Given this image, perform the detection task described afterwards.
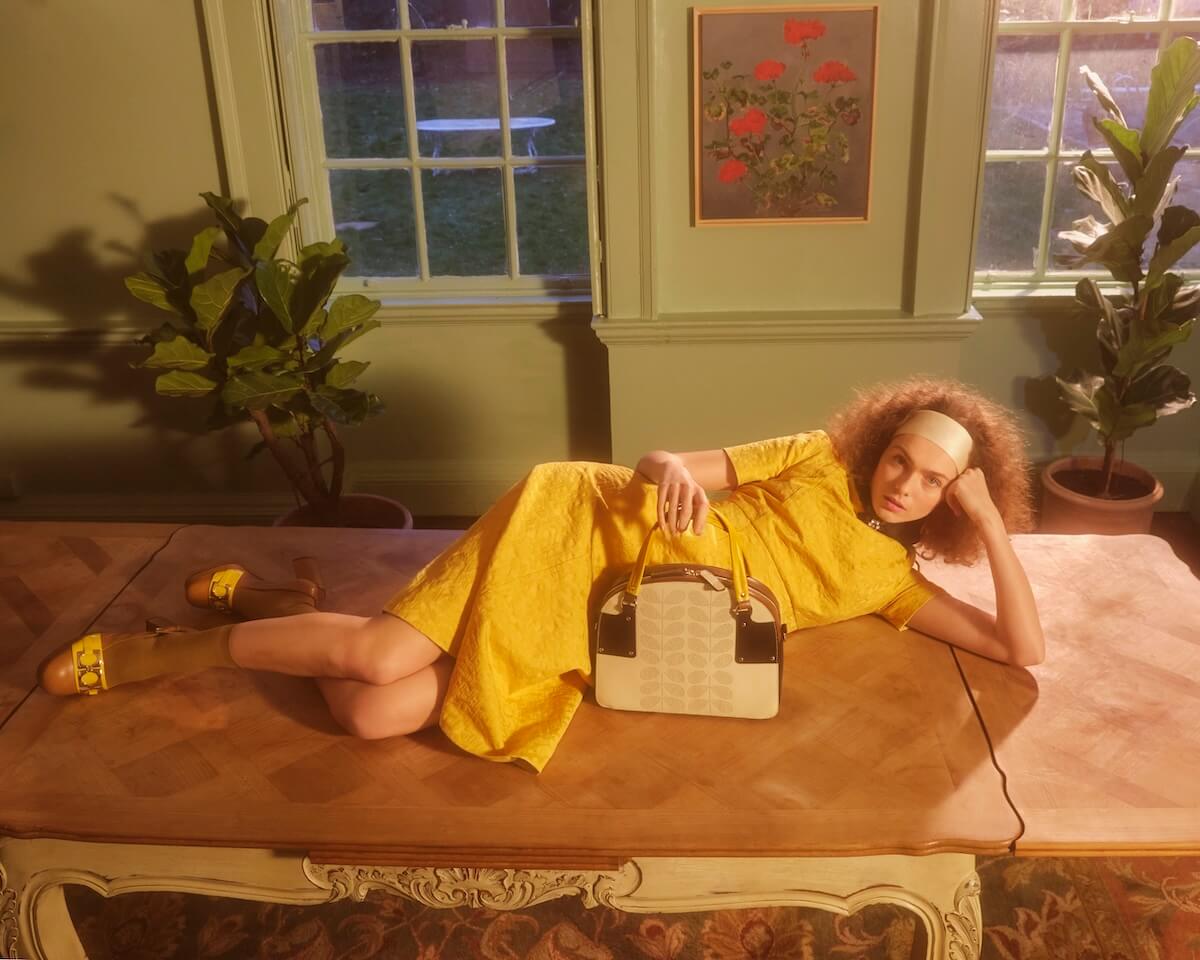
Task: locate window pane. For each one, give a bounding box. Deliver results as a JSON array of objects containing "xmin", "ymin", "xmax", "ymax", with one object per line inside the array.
[
  {"xmin": 1061, "ymin": 33, "xmax": 1157, "ymax": 151},
  {"xmin": 506, "ymin": 0, "xmax": 581, "ymax": 26},
  {"xmin": 408, "ymin": 0, "xmax": 494, "ymax": 29},
  {"xmin": 515, "ymin": 165, "xmax": 588, "ymax": 275},
  {"xmin": 1073, "ymin": 0, "xmax": 1159, "ymax": 18},
  {"xmin": 330, "ymin": 169, "xmax": 418, "ymax": 277},
  {"xmin": 507, "ymin": 38, "xmax": 584, "ymax": 156},
  {"xmin": 1174, "ymin": 0, "xmax": 1200, "ymax": 14},
  {"xmin": 422, "ymin": 169, "xmax": 507, "ymax": 275},
  {"xmin": 312, "ymin": 0, "xmax": 398, "ymax": 31},
  {"xmin": 1050, "ymin": 158, "xmax": 1122, "ymax": 271},
  {"xmin": 998, "ymin": 0, "xmax": 1062, "ymax": 19},
  {"xmin": 1166, "ymin": 157, "xmax": 1200, "ymax": 270},
  {"xmin": 413, "ymin": 41, "xmax": 501, "ymax": 158},
  {"xmin": 976, "ymin": 161, "xmax": 1047, "ymax": 272},
  {"xmin": 987, "ymin": 36, "xmax": 1059, "ymax": 150},
  {"xmin": 315, "ymin": 43, "xmax": 406, "ymax": 158}
]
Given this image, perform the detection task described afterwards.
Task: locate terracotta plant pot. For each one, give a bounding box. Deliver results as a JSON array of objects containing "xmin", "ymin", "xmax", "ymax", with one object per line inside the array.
[
  {"xmin": 274, "ymin": 493, "xmax": 414, "ymax": 530},
  {"xmin": 1039, "ymin": 456, "xmax": 1163, "ymax": 535}
]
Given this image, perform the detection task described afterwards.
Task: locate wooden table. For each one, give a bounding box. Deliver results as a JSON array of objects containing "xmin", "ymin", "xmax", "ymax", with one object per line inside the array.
[{"xmin": 0, "ymin": 522, "xmax": 1195, "ymax": 959}]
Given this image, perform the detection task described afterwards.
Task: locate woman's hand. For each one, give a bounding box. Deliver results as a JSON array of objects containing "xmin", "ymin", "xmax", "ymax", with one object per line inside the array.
[
  {"xmin": 654, "ymin": 455, "xmax": 710, "ymax": 538},
  {"xmin": 944, "ymin": 467, "xmax": 1002, "ymax": 528}
]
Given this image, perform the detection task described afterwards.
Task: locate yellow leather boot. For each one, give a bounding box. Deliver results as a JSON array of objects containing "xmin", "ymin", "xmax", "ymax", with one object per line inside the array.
[
  {"xmin": 37, "ymin": 621, "xmax": 237, "ymax": 697},
  {"xmin": 184, "ymin": 557, "xmax": 324, "ymax": 620}
]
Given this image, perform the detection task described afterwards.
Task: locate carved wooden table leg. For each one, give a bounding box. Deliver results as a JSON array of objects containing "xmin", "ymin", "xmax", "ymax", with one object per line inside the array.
[{"xmin": 0, "ymin": 838, "xmax": 331, "ymax": 960}]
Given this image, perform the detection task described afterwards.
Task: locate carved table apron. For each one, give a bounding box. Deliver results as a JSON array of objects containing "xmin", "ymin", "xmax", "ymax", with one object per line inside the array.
[{"xmin": 0, "ymin": 522, "xmax": 1033, "ymax": 960}]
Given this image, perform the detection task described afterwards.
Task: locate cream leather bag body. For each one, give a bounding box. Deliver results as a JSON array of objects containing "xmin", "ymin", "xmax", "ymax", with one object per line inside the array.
[{"xmin": 591, "ymin": 509, "xmax": 786, "ymax": 719}]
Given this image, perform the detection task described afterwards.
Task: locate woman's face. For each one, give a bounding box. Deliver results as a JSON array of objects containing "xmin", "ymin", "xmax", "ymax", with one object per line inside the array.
[{"xmin": 869, "ymin": 433, "xmax": 959, "ymax": 523}]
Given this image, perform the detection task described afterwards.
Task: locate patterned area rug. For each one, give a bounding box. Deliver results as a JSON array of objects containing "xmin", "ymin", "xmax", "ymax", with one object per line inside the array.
[{"xmin": 63, "ymin": 854, "xmax": 1200, "ymax": 959}]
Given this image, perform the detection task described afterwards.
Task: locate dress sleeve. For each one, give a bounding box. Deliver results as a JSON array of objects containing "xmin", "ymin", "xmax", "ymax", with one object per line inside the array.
[
  {"xmin": 723, "ymin": 430, "xmax": 832, "ymax": 486},
  {"xmin": 876, "ymin": 564, "xmax": 947, "ymax": 632}
]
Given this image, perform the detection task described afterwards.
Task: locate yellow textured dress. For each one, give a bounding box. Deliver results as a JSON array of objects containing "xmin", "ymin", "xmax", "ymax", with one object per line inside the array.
[{"xmin": 383, "ymin": 430, "xmax": 946, "ymax": 772}]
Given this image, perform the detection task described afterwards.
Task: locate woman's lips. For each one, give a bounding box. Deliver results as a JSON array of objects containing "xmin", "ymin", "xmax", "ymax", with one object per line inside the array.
[{"xmin": 882, "ymin": 496, "xmax": 904, "ymax": 512}]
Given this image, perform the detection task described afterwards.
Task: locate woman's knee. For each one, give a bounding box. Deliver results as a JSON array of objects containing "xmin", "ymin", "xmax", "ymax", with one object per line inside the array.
[
  {"xmin": 334, "ymin": 614, "xmax": 441, "ymax": 685},
  {"xmin": 328, "ymin": 692, "xmax": 412, "ymax": 740}
]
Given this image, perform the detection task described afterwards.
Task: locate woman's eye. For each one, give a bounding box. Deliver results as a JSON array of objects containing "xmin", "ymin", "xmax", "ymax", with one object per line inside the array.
[{"xmin": 927, "ymin": 476, "xmax": 941, "ymax": 488}]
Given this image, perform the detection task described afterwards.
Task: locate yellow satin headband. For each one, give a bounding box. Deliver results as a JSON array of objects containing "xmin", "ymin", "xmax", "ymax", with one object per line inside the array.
[{"xmin": 894, "ymin": 409, "xmax": 973, "ymax": 475}]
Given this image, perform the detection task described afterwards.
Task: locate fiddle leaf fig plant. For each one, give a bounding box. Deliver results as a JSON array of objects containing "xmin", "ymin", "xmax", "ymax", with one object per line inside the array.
[
  {"xmin": 125, "ymin": 192, "xmax": 384, "ymax": 520},
  {"xmin": 1054, "ymin": 36, "xmax": 1200, "ymax": 497}
]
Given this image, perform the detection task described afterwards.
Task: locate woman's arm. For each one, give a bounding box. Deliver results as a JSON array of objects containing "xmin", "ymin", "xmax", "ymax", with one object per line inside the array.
[
  {"xmin": 635, "ymin": 448, "xmax": 737, "ymax": 490},
  {"xmin": 635, "ymin": 448, "xmax": 737, "ymax": 539},
  {"xmin": 907, "ymin": 469, "xmax": 1046, "ymax": 667}
]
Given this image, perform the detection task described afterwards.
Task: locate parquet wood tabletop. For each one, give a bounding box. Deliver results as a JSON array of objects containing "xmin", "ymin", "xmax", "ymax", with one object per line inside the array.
[
  {"xmin": 920, "ymin": 534, "xmax": 1200, "ymax": 856},
  {"xmin": 0, "ymin": 522, "xmax": 1019, "ymax": 868}
]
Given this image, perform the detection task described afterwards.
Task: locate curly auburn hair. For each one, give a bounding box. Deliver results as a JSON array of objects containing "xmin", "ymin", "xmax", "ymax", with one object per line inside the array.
[{"xmin": 826, "ymin": 376, "xmax": 1035, "ymax": 565}]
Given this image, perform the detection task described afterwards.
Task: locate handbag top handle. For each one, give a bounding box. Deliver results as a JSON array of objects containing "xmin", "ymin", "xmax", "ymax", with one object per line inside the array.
[{"xmin": 624, "ymin": 506, "xmax": 751, "ymax": 609}]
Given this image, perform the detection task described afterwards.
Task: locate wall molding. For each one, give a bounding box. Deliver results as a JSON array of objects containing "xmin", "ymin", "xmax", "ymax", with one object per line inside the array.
[
  {"xmin": 0, "ymin": 299, "xmax": 596, "ymax": 347},
  {"xmin": 0, "ymin": 460, "xmax": 539, "ymax": 523},
  {"xmin": 592, "ymin": 308, "xmax": 983, "ymax": 345}
]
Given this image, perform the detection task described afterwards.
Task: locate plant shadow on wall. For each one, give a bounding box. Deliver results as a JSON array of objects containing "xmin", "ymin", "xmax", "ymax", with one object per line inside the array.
[
  {"xmin": 0, "ymin": 199, "xmax": 264, "ymax": 505},
  {"xmin": 0, "ymin": 195, "xmax": 455, "ymax": 519}
]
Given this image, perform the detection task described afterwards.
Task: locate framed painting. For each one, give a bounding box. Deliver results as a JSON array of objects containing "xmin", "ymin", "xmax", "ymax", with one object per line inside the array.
[{"xmin": 692, "ymin": 5, "xmax": 879, "ymax": 225}]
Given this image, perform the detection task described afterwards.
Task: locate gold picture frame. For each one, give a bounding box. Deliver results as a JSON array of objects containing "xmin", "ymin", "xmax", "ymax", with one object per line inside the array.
[{"xmin": 692, "ymin": 5, "xmax": 879, "ymax": 226}]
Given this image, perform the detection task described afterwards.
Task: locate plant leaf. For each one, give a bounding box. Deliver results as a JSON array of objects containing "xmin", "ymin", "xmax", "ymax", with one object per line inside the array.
[
  {"xmin": 1079, "ymin": 64, "xmax": 1127, "ymax": 127},
  {"xmin": 298, "ymin": 240, "xmax": 346, "ymax": 266},
  {"xmin": 255, "ymin": 260, "xmax": 296, "ymax": 333},
  {"xmin": 185, "ymin": 226, "xmax": 223, "ymax": 279},
  {"xmin": 155, "ymin": 370, "xmax": 219, "ymax": 398},
  {"xmin": 312, "ymin": 385, "xmax": 373, "ymax": 425},
  {"xmin": 325, "ymin": 359, "xmax": 369, "ymax": 388},
  {"xmin": 190, "ymin": 267, "xmax": 249, "ymax": 335},
  {"xmin": 1074, "ymin": 153, "xmax": 1129, "ymax": 223},
  {"xmin": 1114, "ymin": 318, "xmax": 1194, "ymax": 378},
  {"xmin": 1093, "ymin": 118, "xmax": 1143, "ymax": 182},
  {"xmin": 1131, "ymin": 145, "xmax": 1185, "ymax": 218},
  {"xmin": 221, "ymin": 370, "xmax": 305, "ymax": 411},
  {"xmin": 1147, "ymin": 224, "xmax": 1200, "ymax": 287},
  {"xmin": 322, "ymin": 294, "xmax": 381, "ymax": 340},
  {"xmin": 1065, "ymin": 214, "xmax": 1152, "ymax": 283},
  {"xmin": 1124, "ymin": 363, "xmax": 1196, "ymax": 418},
  {"xmin": 1142, "ymin": 36, "xmax": 1200, "ymax": 158},
  {"xmin": 227, "ymin": 344, "xmax": 289, "ymax": 371},
  {"xmin": 125, "ymin": 273, "xmax": 179, "ymax": 314},
  {"xmin": 138, "ymin": 337, "xmax": 214, "ymax": 371},
  {"xmin": 252, "ymin": 198, "xmax": 309, "ymax": 261},
  {"xmin": 1157, "ymin": 204, "xmax": 1200, "ymax": 247},
  {"xmin": 290, "ymin": 252, "xmax": 350, "ymax": 335}
]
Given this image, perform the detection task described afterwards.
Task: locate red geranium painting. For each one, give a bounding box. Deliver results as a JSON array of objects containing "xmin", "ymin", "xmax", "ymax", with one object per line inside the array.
[{"xmin": 693, "ymin": 6, "xmax": 877, "ymax": 224}]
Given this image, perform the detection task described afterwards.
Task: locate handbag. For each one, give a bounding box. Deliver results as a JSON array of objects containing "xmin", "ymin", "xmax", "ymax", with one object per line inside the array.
[{"xmin": 591, "ymin": 507, "xmax": 786, "ymax": 719}]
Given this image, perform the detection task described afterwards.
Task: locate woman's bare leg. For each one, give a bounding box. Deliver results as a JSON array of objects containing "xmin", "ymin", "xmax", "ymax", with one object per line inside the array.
[
  {"xmin": 227, "ymin": 611, "xmax": 443, "ymax": 685},
  {"xmin": 316, "ymin": 656, "xmax": 454, "ymax": 740}
]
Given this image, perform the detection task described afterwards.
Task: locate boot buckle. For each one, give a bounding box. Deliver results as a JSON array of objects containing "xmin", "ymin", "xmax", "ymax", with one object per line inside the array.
[
  {"xmin": 208, "ymin": 569, "xmax": 245, "ymax": 615},
  {"xmin": 72, "ymin": 633, "xmax": 106, "ymax": 695}
]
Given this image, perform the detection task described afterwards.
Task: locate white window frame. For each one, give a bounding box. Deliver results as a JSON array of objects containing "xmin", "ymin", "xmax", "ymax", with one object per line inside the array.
[
  {"xmin": 974, "ymin": 0, "xmax": 1200, "ymax": 299},
  {"xmin": 202, "ymin": 0, "xmax": 603, "ymax": 310}
]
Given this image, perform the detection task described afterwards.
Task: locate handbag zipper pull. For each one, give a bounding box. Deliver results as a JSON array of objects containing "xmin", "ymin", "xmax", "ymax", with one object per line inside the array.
[{"xmin": 698, "ymin": 569, "xmax": 726, "ymax": 591}]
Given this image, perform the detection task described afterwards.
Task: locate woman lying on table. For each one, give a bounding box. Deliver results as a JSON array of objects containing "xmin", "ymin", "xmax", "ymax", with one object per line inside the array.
[{"xmin": 39, "ymin": 376, "xmax": 1044, "ymax": 772}]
